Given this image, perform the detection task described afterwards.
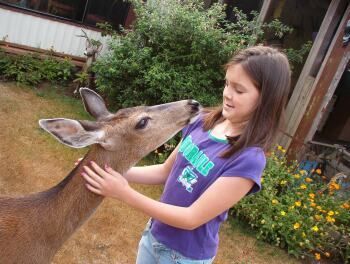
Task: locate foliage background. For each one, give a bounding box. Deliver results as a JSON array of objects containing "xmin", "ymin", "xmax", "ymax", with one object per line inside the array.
[
  {"xmin": 93, "ymin": 0, "xmax": 309, "ymax": 109},
  {"xmin": 0, "ymin": 50, "xmax": 74, "ymax": 85}
]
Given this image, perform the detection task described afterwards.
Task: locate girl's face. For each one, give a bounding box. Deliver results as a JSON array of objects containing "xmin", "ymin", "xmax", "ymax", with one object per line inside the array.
[{"xmin": 222, "ymin": 64, "xmax": 260, "ymax": 124}]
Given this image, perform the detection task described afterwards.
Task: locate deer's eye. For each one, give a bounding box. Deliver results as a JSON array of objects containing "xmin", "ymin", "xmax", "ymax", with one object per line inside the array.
[{"xmin": 135, "ymin": 117, "xmax": 151, "ymax": 130}]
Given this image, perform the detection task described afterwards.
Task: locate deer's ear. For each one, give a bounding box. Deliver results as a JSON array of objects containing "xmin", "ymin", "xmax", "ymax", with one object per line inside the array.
[
  {"xmin": 39, "ymin": 118, "xmax": 105, "ymax": 148},
  {"xmin": 79, "ymin": 87, "xmax": 112, "ymax": 120}
]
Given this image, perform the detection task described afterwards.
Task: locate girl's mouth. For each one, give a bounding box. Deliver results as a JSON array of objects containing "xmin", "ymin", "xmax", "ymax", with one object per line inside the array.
[{"xmin": 225, "ymin": 103, "xmax": 234, "ymax": 109}]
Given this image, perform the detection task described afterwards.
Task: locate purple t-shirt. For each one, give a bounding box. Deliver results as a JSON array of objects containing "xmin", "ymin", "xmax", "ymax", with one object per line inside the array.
[{"xmin": 151, "ymin": 115, "xmax": 266, "ymax": 260}]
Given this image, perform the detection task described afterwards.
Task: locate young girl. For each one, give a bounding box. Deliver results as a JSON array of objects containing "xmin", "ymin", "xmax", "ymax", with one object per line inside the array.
[{"xmin": 81, "ymin": 45, "xmax": 291, "ymax": 263}]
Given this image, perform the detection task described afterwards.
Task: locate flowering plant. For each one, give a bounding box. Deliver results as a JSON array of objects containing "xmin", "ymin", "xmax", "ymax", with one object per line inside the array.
[{"xmin": 231, "ymin": 146, "xmax": 350, "ymax": 263}]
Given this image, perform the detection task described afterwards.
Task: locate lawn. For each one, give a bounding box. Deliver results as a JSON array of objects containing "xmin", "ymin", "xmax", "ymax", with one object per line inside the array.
[{"xmin": 0, "ymin": 82, "xmax": 302, "ymax": 264}]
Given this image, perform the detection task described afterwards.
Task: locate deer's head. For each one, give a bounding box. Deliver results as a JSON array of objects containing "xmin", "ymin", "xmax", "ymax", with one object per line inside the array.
[{"xmin": 39, "ymin": 88, "xmax": 200, "ymax": 164}]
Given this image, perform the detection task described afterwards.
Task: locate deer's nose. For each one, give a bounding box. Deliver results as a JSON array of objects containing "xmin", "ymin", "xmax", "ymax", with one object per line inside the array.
[{"xmin": 188, "ymin": 100, "xmax": 201, "ymax": 112}]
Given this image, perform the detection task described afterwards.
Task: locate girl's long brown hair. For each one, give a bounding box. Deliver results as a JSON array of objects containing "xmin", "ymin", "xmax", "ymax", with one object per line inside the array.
[{"xmin": 203, "ymin": 46, "xmax": 291, "ymax": 158}]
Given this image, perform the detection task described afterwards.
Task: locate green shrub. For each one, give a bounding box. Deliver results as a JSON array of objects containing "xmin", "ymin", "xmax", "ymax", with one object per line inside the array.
[
  {"xmin": 0, "ymin": 49, "xmax": 74, "ymax": 85},
  {"xmin": 231, "ymin": 146, "xmax": 350, "ymax": 263},
  {"xmin": 93, "ymin": 0, "xmax": 297, "ymax": 109},
  {"xmin": 40, "ymin": 57, "xmax": 74, "ymax": 83},
  {"xmin": 148, "ymin": 137, "xmax": 178, "ymax": 164},
  {"xmin": 0, "ymin": 49, "xmax": 12, "ymax": 77}
]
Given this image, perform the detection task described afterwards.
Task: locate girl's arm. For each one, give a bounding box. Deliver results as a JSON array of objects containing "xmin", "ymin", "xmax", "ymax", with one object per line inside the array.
[
  {"xmin": 82, "ymin": 162, "xmax": 254, "ymax": 230},
  {"xmin": 123, "ymin": 176, "xmax": 253, "ymax": 230},
  {"xmin": 123, "ymin": 144, "xmax": 180, "ymax": 185}
]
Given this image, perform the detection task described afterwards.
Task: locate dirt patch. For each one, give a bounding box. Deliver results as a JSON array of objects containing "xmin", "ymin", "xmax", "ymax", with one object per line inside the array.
[{"xmin": 0, "ymin": 82, "xmax": 302, "ymax": 263}]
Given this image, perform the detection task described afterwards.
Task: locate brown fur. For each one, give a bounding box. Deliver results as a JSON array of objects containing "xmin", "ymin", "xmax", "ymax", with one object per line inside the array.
[{"xmin": 0, "ymin": 98, "xmax": 199, "ymax": 263}]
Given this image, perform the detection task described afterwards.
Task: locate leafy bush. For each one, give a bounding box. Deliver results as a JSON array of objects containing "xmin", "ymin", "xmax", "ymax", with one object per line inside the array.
[
  {"xmin": 40, "ymin": 57, "xmax": 74, "ymax": 83},
  {"xmin": 93, "ymin": 0, "xmax": 298, "ymax": 109},
  {"xmin": 284, "ymin": 41, "xmax": 313, "ymax": 70},
  {"xmin": 231, "ymin": 146, "xmax": 350, "ymax": 263},
  {"xmin": 0, "ymin": 49, "xmax": 74, "ymax": 85},
  {"xmin": 0, "ymin": 49, "xmax": 12, "ymax": 77},
  {"xmin": 148, "ymin": 137, "xmax": 178, "ymax": 164}
]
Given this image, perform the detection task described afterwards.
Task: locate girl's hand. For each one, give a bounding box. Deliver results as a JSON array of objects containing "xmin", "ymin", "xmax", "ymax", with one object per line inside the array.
[{"xmin": 81, "ymin": 161, "xmax": 130, "ymax": 200}]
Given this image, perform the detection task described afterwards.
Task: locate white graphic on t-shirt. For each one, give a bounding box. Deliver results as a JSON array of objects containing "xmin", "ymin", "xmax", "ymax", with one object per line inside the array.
[
  {"xmin": 179, "ymin": 135, "xmax": 215, "ymax": 176},
  {"xmin": 177, "ymin": 166, "xmax": 198, "ymax": 193}
]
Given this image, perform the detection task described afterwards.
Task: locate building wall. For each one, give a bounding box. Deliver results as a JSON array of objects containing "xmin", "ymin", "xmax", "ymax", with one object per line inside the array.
[{"xmin": 0, "ymin": 7, "xmax": 108, "ymax": 57}]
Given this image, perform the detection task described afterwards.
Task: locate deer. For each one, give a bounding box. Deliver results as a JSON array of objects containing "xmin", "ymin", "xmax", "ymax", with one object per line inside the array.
[
  {"xmin": 74, "ymin": 30, "xmax": 103, "ymax": 93},
  {"xmin": 0, "ymin": 87, "xmax": 200, "ymax": 263}
]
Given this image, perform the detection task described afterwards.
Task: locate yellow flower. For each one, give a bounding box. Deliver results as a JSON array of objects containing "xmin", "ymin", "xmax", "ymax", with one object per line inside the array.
[
  {"xmin": 315, "ymin": 169, "xmax": 322, "ymax": 175},
  {"xmin": 314, "ymin": 215, "xmax": 321, "ymax": 221},
  {"xmin": 315, "ymin": 253, "xmax": 321, "ymax": 260},
  {"xmin": 295, "ymin": 201, "xmax": 301, "ymax": 207},
  {"xmin": 305, "ymin": 177, "xmax": 313, "ymax": 183},
  {"xmin": 317, "ymin": 206, "xmax": 322, "ymax": 211},
  {"xmin": 300, "ymin": 184, "xmax": 307, "ymax": 190},
  {"xmin": 309, "ymin": 193, "xmax": 315, "ymax": 199},
  {"xmin": 277, "ymin": 145, "xmax": 284, "ymax": 151},
  {"xmin": 328, "ymin": 211, "xmax": 334, "ymax": 216},
  {"xmin": 294, "ymin": 174, "xmax": 301, "ymax": 179},
  {"xmin": 329, "ymin": 182, "xmax": 340, "ymax": 191},
  {"xmin": 312, "ymin": 226, "xmax": 319, "ymax": 232},
  {"xmin": 261, "ymin": 219, "xmax": 265, "ymax": 224},
  {"xmin": 326, "ymin": 216, "xmax": 335, "ymax": 223},
  {"xmin": 293, "ymin": 222, "xmax": 300, "ymax": 229},
  {"xmin": 280, "ymin": 211, "xmax": 286, "ymax": 216},
  {"xmin": 341, "ymin": 203, "xmax": 350, "ymax": 209},
  {"xmin": 311, "ymin": 203, "xmax": 316, "ymax": 207},
  {"xmin": 272, "ymin": 199, "xmax": 279, "ymax": 204},
  {"xmin": 280, "ymin": 180, "xmax": 287, "ymax": 185},
  {"xmin": 300, "ymin": 170, "xmax": 307, "ymax": 175},
  {"xmin": 325, "ymin": 252, "xmax": 330, "ymax": 257}
]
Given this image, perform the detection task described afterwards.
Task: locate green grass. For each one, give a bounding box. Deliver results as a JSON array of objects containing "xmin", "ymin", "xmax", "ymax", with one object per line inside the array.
[{"xmin": 34, "ymin": 84, "xmax": 91, "ymax": 119}]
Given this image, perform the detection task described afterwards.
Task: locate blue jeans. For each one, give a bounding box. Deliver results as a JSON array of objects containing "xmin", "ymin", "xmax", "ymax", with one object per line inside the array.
[{"xmin": 136, "ymin": 221, "xmax": 215, "ymax": 264}]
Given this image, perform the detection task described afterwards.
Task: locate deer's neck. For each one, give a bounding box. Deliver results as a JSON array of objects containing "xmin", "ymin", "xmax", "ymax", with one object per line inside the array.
[{"xmin": 41, "ymin": 145, "xmax": 136, "ymax": 251}]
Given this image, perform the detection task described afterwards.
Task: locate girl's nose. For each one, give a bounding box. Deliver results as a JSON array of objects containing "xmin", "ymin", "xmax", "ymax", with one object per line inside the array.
[{"xmin": 223, "ymin": 90, "xmax": 233, "ymax": 100}]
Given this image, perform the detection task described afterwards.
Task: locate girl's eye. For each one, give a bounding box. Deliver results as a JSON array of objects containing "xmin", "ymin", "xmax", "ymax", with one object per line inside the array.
[
  {"xmin": 135, "ymin": 117, "xmax": 151, "ymax": 130},
  {"xmin": 234, "ymin": 87, "xmax": 245, "ymax": 94}
]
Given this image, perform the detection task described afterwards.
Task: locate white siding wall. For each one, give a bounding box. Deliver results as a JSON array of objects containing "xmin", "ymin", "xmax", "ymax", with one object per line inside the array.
[{"xmin": 0, "ymin": 7, "xmax": 108, "ymax": 57}]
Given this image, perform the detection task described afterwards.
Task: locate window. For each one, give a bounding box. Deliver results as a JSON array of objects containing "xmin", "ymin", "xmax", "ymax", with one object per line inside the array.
[
  {"xmin": 224, "ymin": 0, "xmax": 263, "ymax": 21},
  {"xmin": 84, "ymin": 0, "xmax": 130, "ymax": 29},
  {"xmin": 0, "ymin": 0, "xmax": 131, "ymax": 29}
]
